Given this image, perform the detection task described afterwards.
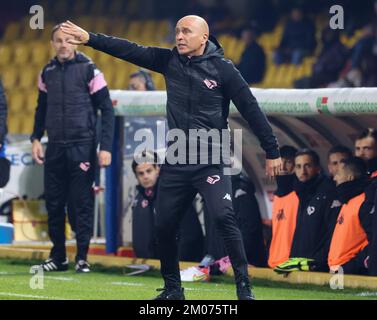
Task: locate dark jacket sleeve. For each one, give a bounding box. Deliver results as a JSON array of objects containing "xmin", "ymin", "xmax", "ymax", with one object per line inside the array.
[
  {"xmin": 30, "ymin": 70, "xmax": 47, "ymax": 142},
  {"xmin": 359, "ymin": 183, "xmax": 376, "ymax": 244},
  {"xmin": 0, "ymin": 80, "xmax": 7, "ymax": 145},
  {"xmin": 87, "ymin": 63, "xmax": 114, "ymax": 152},
  {"xmin": 86, "ymin": 33, "xmax": 172, "ymax": 74},
  {"xmin": 220, "ymin": 59, "xmax": 280, "ymax": 159}
]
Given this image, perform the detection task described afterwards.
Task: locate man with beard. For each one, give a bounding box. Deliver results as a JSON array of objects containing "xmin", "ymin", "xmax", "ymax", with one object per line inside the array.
[{"xmin": 354, "ymin": 129, "xmax": 377, "ymax": 276}]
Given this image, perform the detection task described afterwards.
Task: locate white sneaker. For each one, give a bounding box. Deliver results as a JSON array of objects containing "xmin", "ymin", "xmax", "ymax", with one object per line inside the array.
[
  {"xmin": 180, "ymin": 266, "xmax": 209, "ymax": 282},
  {"xmin": 75, "ymin": 260, "xmax": 90, "ymax": 273}
]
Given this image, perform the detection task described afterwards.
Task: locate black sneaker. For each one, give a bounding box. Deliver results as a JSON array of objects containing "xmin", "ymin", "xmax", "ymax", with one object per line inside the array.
[
  {"xmin": 236, "ymin": 280, "xmax": 256, "ymax": 300},
  {"xmin": 153, "ymin": 287, "xmax": 185, "ymax": 300},
  {"xmin": 41, "ymin": 258, "xmax": 69, "ymax": 272},
  {"xmin": 75, "ymin": 260, "xmax": 90, "ymax": 273}
]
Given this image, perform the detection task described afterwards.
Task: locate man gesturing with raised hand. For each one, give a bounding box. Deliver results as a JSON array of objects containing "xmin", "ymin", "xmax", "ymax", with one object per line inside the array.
[{"xmin": 61, "ymin": 16, "xmax": 281, "ymax": 300}]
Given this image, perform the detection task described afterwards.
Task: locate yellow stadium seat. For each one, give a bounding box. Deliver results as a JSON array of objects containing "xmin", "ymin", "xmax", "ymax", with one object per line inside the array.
[
  {"xmin": 7, "ymin": 115, "xmax": 21, "ymax": 134},
  {"xmin": 40, "ymin": 22, "xmax": 55, "ymax": 41},
  {"xmin": 8, "ymin": 90, "xmax": 25, "ymax": 114},
  {"xmin": 30, "ymin": 42, "xmax": 49, "ymax": 66},
  {"xmin": 19, "ymin": 66, "xmax": 38, "ymax": 90},
  {"xmin": 2, "ymin": 22, "xmax": 21, "ymax": 42},
  {"xmin": 20, "ymin": 17, "xmax": 41, "ymax": 41},
  {"xmin": 109, "ymin": 20, "xmax": 127, "ymax": 37},
  {"xmin": 20, "ymin": 117, "xmax": 34, "ymax": 135},
  {"xmin": 13, "ymin": 42, "xmax": 31, "ymax": 66},
  {"xmin": 156, "ymin": 20, "xmax": 170, "ymax": 38},
  {"xmin": 0, "ymin": 45, "xmax": 12, "ymax": 67},
  {"xmin": 2, "ymin": 66, "xmax": 19, "ymax": 90},
  {"xmin": 25, "ymin": 90, "xmax": 39, "ymax": 113}
]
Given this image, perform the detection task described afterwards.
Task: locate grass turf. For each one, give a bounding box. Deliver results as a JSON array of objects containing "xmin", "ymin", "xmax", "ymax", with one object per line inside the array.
[{"xmin": 0, "ymin": 259, "xmax": 376, "ymax": 300}]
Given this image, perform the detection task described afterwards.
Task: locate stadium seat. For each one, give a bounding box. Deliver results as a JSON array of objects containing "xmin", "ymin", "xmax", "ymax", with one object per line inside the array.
[
  {"xmin": 19, "ymin": 66, "xmax": 38, "ymax": 90},
  {"xmin": 2, "ymin": 22, "xmax": 21, "ymax": 42},
  {"xmin": 7, "ymin": 115, "xmax": 21, "ymax": 134},
  {"xmin": 13, "ymin": 42, "xmax": 30, "ymax": 66},
  {"xmin": 20, "ymin": 117, "xmax": 34, "ymax": 135},
  {"xmin": 25, "ymin": 90, "xmax": 38, "ymax": 113},
  {"xmin": 0, "ymin": 45, "xmax": 12, "ymax": 68},
  {"xmin": 8, "ymin": 90, "xmax": 25, "ymax": 114},
  {"xmin": 2, "ymin": 66, "xmax": 19, "ymax": 90},
  {"xmin": 30, "ymin": 42, "xmax": 50, "ymax": 66}
]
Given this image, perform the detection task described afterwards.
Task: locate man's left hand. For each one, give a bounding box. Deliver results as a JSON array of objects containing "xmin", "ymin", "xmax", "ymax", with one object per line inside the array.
[
  {"xmin": 266, "ymin": 157, "xmax": 282, "ymax": 177},
  {"xmin": 98, "ymin": 150, "xmax": 112, "ymax": 167}
]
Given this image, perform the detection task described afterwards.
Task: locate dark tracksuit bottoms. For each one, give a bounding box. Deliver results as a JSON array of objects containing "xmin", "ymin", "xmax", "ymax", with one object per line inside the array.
[
  {"xmin": 155, "ymin": 163, "xmax": 249, "ymax": 288},
  {"xmin": 45, "ymin": 143, "xmax": 96, "ymax": 262}
]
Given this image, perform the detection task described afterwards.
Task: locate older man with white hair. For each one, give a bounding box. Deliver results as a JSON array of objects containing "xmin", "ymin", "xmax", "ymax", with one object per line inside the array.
[{"xmin": 61, "ymin": 15, "xmax": 281, "ymax": 300}]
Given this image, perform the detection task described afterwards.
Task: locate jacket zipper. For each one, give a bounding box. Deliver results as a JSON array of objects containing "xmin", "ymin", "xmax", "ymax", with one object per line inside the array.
[
  {"xmin": 186, "ymin": 60, "xmax": 192, "ymax": 132},
  {"xmin": 61, "ymin": 63, "xmax": 66, "ymax": 144}
]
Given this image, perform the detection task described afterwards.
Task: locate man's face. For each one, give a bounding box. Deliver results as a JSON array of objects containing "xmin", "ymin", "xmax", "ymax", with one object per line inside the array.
[
  {"xmin": 175, "ymin": 17, "xmax": 208, "ymax": 57},
  {"xmin": 355, "ymin": 137, "xmax": 377, "ymax": 160},
  {"xmin": 135, "ymin": 163, "xmax": 159, "ymax": 189},
  {"xmin": 291, "ymin": 9, "xmax": 303, "ymax": 22},
  {"xmin": 328, "ymin": 152, "xmax": 349, "ymax": 177},
  {"xmin": 333, "ymin": 164, "xmax": 352, "ymax": 186},
  {"xmin": 51, "ymin": 29, "xmax": 77, "ymax": 62},
  {"xmin": 282, "ymin": 157, "xmax": 295, "ymax": 174},
  {"xmin": 128, "ymin": 76, "xmax": 147, "ymax": 91},
  {"xmin": 295, "ymin": 154, "xmax": 320, "ymax": 182}
]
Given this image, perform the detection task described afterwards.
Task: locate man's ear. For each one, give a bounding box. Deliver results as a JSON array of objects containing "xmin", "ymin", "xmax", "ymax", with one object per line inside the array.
[{"xmin": 202, "ymin": 33, "xmax": 209, "ymax": 45}]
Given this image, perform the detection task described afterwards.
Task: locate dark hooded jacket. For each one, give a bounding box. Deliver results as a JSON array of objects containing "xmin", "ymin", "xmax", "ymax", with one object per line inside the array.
[{"xmin": 86, "ymin": 33, "xmax": 279, "ymax": 161}]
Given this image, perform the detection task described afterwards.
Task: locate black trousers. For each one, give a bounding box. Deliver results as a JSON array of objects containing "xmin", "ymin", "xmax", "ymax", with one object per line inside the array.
[
  {"xmin": 44, "ymin": 143, "xmax": 95, "ymax": 262},
  {"xmin": 155, "ymin": 163, "xmax": 249, "ymax": 288}
]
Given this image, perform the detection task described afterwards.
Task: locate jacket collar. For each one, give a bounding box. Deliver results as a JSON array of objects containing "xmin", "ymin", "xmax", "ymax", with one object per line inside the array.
[{"xmin": 336, "ymin": 177, "xmax": 368, "ymax": 204}]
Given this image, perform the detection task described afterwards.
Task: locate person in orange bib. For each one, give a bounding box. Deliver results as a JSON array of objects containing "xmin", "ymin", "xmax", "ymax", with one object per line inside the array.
[
  {"xmin": 354, "ymin": 129, "xmax": 377, "ymax": 275},
  {"xmin": 328, "ymin": 157, "xmax": 373, "ymax": 275},
  {"xmin": 268, "ymin": 145, "xmax": 298, "ymax": 268}
]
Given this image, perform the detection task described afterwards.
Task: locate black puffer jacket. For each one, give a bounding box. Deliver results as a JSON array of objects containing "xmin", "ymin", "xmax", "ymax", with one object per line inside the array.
[
  {"xmin": 31, "ymin": 52, "xmax": 114, "ymax": 151},
  {"xmin": 86, "ymin": 33, "xmax": 280, "ymax": 159}
]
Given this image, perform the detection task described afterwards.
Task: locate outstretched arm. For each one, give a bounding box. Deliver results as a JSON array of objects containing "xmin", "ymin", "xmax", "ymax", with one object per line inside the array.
[
  {"xmin": 61, "ymin": 21, "xmax": 172, "ymax": 74},
  {"xmin": 220, "ymin": 59, "xmax": 281, "ymax": 177}
]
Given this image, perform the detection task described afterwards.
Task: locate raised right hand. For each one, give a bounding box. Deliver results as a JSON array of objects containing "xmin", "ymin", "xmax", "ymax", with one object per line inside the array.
[{"xmin": 60, "ymin": 20, "xmax": 90, "ymax": 45}]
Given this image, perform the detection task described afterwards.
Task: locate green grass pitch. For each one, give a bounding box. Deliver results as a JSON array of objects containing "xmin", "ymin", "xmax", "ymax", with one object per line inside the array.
[{"xmin": 0, "ymin": 259, "xmax": 376, "ymax": 300}]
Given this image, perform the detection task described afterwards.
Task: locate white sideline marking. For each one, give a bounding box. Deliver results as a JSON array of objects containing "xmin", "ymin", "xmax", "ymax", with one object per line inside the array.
[
  {"xmin": 44, "ymin": 276, "xmax": 75, "ymax": 282},
  {"xmin": 0, "ymin": 292, "xmax": 74, "ymax": 300},
  {"xmin": 185, "ymin": 287, "xmax": 232, "ymax": 292},
  {"xmin": 0, "ymin": 272, "xmax": 17, "ymax": 275},
  {"xmin": 355, "ymin": 292, "xmax": 377, "ymax": 297},
  {"xmin": 110, "ymin": 282, "xmax": 144, "ymax": 287}
]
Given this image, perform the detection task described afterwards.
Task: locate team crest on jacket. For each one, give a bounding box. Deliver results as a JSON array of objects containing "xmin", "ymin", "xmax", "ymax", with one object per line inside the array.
[
  {"xmin": 79, "ymin": 162, "xmax": 91, "ymax": 172},
  {"xmin": 206, "ymin": 175, "xmax": 220, "ymax": 184},
  {"xmin": 203, "ymin": 79, "xmax": 218, "ymax": 89},
  {"xmin": 276, "ymin": 209, "xmax": 285, "ymax": 221},
  {"xmin": 307, "ymin": 206, "xmax": 316, "ymax": 215},
  {"xmin": 141, "ymin": 199, "xmax": 149, "ymax": 208},
  {"xmin": 337, "ymin": 214, "xmax": 344, "ymax": 225}
]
